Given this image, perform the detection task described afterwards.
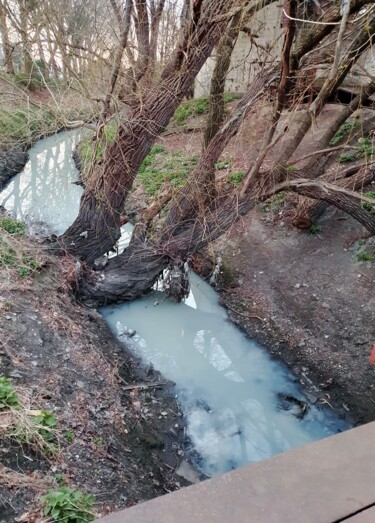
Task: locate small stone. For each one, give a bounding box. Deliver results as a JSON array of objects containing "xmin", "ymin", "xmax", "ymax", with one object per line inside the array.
[
  {"xmin": 294, "ymin": 283, "xmax": 301, "ymax": 289},
  {"xmin": 9, "ymin": 370, "xmax": 23, "ymax": 378},
  {"xmin": 160, "ymin": 411, "xmax": 168, "ymax": 416},
  {"xmin": 305, "ymin": 393, "xmax": 318, "ymax": 404},
  {"xmin": 76, "ymin": 381, "xmax": 85, "ymax": 389},
  {"xmin": 31, "ymin": 361, "xmax": 38, "ymax": 367}
]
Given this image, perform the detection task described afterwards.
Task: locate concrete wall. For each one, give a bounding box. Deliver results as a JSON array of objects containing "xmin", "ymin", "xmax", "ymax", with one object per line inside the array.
[
  {"xmin": 195, "ymin": 1, "xmax": 283, "ymax": 98},
  {"xmin": 195, "ymin": 2, "xmax": 375, "ymax": 98}
]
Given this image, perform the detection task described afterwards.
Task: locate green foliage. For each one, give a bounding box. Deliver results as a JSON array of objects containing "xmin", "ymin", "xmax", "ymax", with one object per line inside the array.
[
  {"xmin": 229, "ymin": 171, "xmax": 245, "ymax": 187},
  {"xmin": 330, "ymin": 120, "xmax": 360, "ymax": 146},
  {"xmin": 65, "ymin": 431, "xmax": 74, "ymax": 443},
  {"xmin": 35, "ymin": 410, "xmax": 58, "ymax": 443},
  {"xmin": 0, "ymin": 240, "xmax": 17, "ymax": 267},
  {"xmin": 215, "ymin": 158, "xmax": 232, "ymax": 170},
  {"xmin": 286, "ymin": 165, "xmax": 297, "ymax": 171},
  {"xmin": 361, "ymin": 191, "xmax": 375, "ymax": 215},
  {"xmin": 149, "ymin": 144, "xmax": 166, "ymax": 155},
  {"xmin": 338, "ymin": 136, "xmax": 373, "ymax": 163},
  {"xmin": 139, "ymin": 147, "xmax": 197, "ymax": 196},
  {"xmin": 0, "ymin": 377, "xmax": 20, "ymax": 410},
  {"xmin": 308, "ymin": 224, "xmax": 322, "ymax": 235},
  {"xmin": 173, "ymin": 93, "xmax": 238, "ymax": 124},
  {"xmin": 357, "ymin": 252, "xmax": 373, "ymax": 262},
  {"xmin": 0, "ymin": 107, "xmax": 56, "ymax": 144},
  {"xmin": 8, "ymin": 408, "xmax": 58, "ymax": 456},
  {"xmin": 261, "ymin": 191, "xmax": 286, "ymax": 213},
  {"xmin": 80, "ymin": 123, "xmax": 118, "ymax": 164},
  {"xmin": 41, "ymin": 487, "xmax": 95, "ymax": 523},
  {"xmin": 0, "ymin": 217, "xmax": 26, "ymax": 236},
  {"xmin": 174, "ymin": 97, "xmax": 209, "ymax": 123}
]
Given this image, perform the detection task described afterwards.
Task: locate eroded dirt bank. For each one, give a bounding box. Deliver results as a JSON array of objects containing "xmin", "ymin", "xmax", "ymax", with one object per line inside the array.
[
  {"xmin": 198, "ymin": 206, "xmax": 375, "ymax": 424},
  {"xmin": 0, "ymin": 238, "xmax": 189, "ymax": 522}
]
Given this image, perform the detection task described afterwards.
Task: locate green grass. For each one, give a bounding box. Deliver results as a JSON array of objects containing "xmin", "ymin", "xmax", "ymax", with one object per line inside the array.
[
  {"xmin": 229, "ymin": 171, "xmax": 245, "ymax": 187},
  {"xmin": 0, "ymin": 217, "xmax": 26, "ymax": 236},
  {"xmin": 215, "ymin": 158, "xmax": 233, "ymax": 171},
  {"xmin": 138, "ymin": 146, "xmax": 197, "ymax": 196},
  {"xmin": 0, "ymin": 107, "xmax": 57, "ymax": 145},
  {"xmin": 330, "ymin": 120, "xmax": 360, "ymax": 146},
  {"xmin": 8, "ymin": 408, "xmax": 59, "ymax": 457},
  {"xmin": 80, "ymin": 122, "xmax": 118, "ymax": 164},
  {"xmin": 41, "ymin": 487, "xmax": 95, "ymax": 523},
  {"xmin": 173, "ymin": 93, "xmax": 239, "ymax": 124},
  {"xmin": 357, "ymin": 252, "xmax": 373, "ymax": 262},
  {"xmin": 0, "ymin": 217, "xmax": 40, "ymax": 277}
]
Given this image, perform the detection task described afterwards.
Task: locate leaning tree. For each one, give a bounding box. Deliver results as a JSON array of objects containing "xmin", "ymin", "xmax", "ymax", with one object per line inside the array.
[{"xmin": 55, "ymin": 0, "xmax": 375, "ymax": 304}]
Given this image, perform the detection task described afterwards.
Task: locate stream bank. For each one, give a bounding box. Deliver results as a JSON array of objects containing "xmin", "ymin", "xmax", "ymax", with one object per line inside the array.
[
  {"xmin": 0, "ymin": 234, "xmax": 190, "ymax": 522},
  {"xmin": 195, "ymin": 206, "xmax": 375, "ymax": 425}
]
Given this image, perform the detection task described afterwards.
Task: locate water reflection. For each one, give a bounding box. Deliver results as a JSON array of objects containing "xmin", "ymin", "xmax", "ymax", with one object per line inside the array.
[
  {"xmin": 0, "ymin": 130, "xmax": 85, "ymax": 235},
  {"xmin": 102, "ymin": 272, "xmax": 348, "ymax": 476}
]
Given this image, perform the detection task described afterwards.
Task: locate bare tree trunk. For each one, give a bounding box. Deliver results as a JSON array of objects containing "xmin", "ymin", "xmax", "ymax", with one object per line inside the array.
[
  {"xmin": 203, "ymin": 4, "xmax": 245, "ymax": 147},
  {"xmin": 19, "ymin": 2, "xmax": 32, "ymax": 78},
  {"xmin": 0, "ymin": 4, "xmax": 13, "ymax": 74},
  {"xmin": 58, "ymin": 0, "xmax": 242, "ymax": 264},
  {"xmin": 103, "ymin": 0, "xmax": 133, "ymax": 115},
  {"xmin": 292, "ymin": 165, "xmax": 375, "ymax": 229}
]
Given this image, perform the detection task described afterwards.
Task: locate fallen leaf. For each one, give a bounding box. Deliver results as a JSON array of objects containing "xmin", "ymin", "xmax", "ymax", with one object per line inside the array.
[{"xmin": 369, "ymin": 344, "xmax": 375, "ymax": 366}]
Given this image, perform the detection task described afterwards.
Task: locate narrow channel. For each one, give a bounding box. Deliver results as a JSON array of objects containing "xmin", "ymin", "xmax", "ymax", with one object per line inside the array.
[{"xmin": 0, "ymin": 130, "xmax": 349, "ymax": 477}]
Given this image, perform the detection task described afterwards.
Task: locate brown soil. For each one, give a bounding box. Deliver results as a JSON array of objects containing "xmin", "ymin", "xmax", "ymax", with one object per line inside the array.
[
  {"xmin": 0, "ymin": 247, "xmax": 189, "ymax": 522},
  {"xmin": 211, "ymin": 206, "xmax": 375, "ymax": 424}
]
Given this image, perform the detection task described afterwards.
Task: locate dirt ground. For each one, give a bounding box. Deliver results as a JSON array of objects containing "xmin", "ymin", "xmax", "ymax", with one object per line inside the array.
[
  {"xmin": 0, "ymin": 249, "xmax": 190, "ymax": 522},
  {"xmin": 211, "ymin": 206, "xmax": 375, "ymax": 424}
]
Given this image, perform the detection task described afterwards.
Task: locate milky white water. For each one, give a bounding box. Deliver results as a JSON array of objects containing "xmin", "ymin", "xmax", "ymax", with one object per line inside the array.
[
  {"xmin": 0, "ymin": 131, "xmax": 85, "ymax": 234},
  {"xmin": 0, "ymin": 130, "xmax": 349, "ymax": 477},
  {"xmin": 102, "ymin": 269, "xmax": 348, "ymax": 476}
]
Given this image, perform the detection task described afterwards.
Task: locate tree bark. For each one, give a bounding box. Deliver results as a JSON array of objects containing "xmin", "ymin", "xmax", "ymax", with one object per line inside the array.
[
  {"xmin": 58, "ymin": 0, "xmax": 242, "ymax": 265},
  {"xmin": 292, "ymin": 165, "xmax": 375, "ymax": 229},
  {"xmin": 0, "ymin": 4, "xmax": 13, "ymax": 74}
]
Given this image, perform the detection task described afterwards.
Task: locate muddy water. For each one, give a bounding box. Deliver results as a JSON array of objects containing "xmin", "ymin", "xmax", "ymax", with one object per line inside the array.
[{"xmin": 0, "ymin": 131, "xmax": 349, "ymax": 477}]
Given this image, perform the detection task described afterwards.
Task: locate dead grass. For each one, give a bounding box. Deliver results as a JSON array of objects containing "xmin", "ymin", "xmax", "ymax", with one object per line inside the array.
[{"xmin": 0, "ymin": 464, "xmax": 53, "ymax": 490}]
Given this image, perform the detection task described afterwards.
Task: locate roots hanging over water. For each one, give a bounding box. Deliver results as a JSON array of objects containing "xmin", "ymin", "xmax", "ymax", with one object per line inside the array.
[{"xmin": 163, "ymin": 259, "xmax": 191, "ymax": 303}]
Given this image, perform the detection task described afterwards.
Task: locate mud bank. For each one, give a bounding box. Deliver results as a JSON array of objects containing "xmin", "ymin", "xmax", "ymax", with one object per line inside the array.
[
  {"xmin": 196, "ymin": 207, "xmax": 375, "ymax": 425},
  {"xmin": 0, "ymin": 244, "xmax": 190, "ymax": 522},
  {"xmin": 0, "ymin": 145, "xmax": 29, "ymax": 191}
]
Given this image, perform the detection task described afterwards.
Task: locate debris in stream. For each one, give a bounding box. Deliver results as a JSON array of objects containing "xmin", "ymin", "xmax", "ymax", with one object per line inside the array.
[{"xmin": 277, "ymin": 393, "xmax": 309, "ymax": 419}]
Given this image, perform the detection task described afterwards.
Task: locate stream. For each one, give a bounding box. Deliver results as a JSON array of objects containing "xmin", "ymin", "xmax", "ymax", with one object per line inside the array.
[{"xmin": 0, "ymin": 130, "xmax": 349, "ymax": 477}]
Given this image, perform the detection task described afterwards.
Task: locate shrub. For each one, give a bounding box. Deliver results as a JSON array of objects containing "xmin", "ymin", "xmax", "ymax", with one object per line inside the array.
[
  {"xmin": 0, "ymin": 377, "xmax": 20, "ymax": 410},
  {"xmin": 308, "ymin": 224, "xmax": 322, "ymax": 235},
  {"xmin": 361, "ymin": 191, "xmax": 375, "ymax": 215},
  {"xmin": 0, "ymin": 217, "xmax": 26, "ymax": 236},
  {"xmin": 229, "ymin": 171, "xmax": 245, "ymax": 187},
  {"xmin": 357, "ymin": 252, "xmax": 373, "ymax": 262}
]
